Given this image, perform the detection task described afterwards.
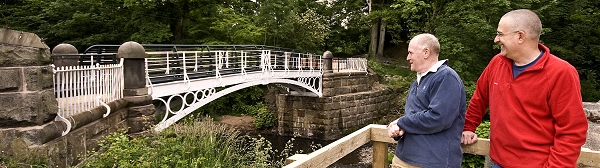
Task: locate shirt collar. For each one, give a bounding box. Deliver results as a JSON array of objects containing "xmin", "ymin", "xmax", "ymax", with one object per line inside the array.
[{"xmin": 416, "ymin": 59, "xmax": 447, "ymax": 85}]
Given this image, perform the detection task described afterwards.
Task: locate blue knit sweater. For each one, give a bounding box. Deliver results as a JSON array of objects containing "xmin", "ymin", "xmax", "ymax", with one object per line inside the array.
[{"xmin": 395, "ymin": 62, "xmax": 466, "ymax": 168}]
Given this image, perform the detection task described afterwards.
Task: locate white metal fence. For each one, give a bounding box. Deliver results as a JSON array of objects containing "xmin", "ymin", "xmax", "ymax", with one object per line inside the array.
[
  {"xmin": 332, "ymin": 58, "xmax": 368, "ymax": 73},
  {"xmin": 52, "ymin": 58, "xmax": 123, "ymax": 135}
]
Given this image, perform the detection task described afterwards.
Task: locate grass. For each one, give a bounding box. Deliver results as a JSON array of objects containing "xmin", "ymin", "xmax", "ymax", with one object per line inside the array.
[
  {"xmin": 368, "ymin": 58, "xmax": 415, "ymax": 90},
  {"xmin": 368, "ymin": 58, "xmax": 413, "ymax": 77},
  {"xmin": 80, "ymin": 118, "xmax": 252, "ymax": 168},
  {"xmin": 78, "ymin": 116, "xmax": 302, "ymax": 168}
]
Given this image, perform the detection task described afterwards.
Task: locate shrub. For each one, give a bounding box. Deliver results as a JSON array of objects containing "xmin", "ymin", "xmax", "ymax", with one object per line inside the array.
[
  {"xmin": 81, "ymin": 118, "xmax": 252, "ymax": 168},
  {"xmin": 251, "ymin": 103, "xmax": 276, "ymax": 129},
  {"xmin": 0, "ymin": 151, "xmax": 47, "ymax": 168},
  {"xmin": 79, "ymin": 117, "xmax": 300, "ymax": 168}
]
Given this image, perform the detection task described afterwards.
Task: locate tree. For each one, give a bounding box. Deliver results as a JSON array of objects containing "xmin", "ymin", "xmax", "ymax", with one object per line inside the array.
[
  {"xmin": 540, "ymin": 0, "xmax": 600, "ymax": 101},
  {"xmin": 208, "ymin": 5, "xmax": 264, "ymax": 44},
  {"xmin": 256, "ymin": 0, "xmax": 297, "ymax": 48},
  {"xmin": 291, "ymin": 9, "xmax": 330, "ymax": 51},
  {"xmin": 322, "ymin": 0, "xmax": 371, "ymax": 57}
]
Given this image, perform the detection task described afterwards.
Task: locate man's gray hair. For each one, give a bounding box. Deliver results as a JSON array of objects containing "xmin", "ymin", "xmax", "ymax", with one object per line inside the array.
[{"xmin": 412, "ymin": 33, "xmax": 440, "ymax": 55}]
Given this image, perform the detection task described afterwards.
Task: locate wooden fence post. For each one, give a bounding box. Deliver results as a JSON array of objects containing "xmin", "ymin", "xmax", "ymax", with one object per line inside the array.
[{"xmin": 373, "ymin": 141, "xmax": 388, "ymax": 168}]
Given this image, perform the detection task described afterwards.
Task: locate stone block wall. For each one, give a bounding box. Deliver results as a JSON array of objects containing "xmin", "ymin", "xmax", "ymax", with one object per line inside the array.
[
  {"xmin": 0, "ymin": 29, "xmax": 55, "ymax": 127},
  {"xmin": 0, "ymin": 83, "xmax": 154, "ymax": 168},
  {"xmin": 0, "ymin": 30, "xmax": 156, "ymax": 167},
  {"xmin": 321, "ymin": 72, "xmax": 372, "ymax": 97},
  {"xmin": 0, "ymin": 66, "xmax": 56, "ymax": 126},
  {"xmin": 277, "ymin": 71, "xmax": 401, "ymax": 140}
]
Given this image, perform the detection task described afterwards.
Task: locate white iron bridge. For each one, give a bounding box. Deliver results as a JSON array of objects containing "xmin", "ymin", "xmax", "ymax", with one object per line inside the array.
[{"xmin": 75, "ymin": 44, "xmax": 368, "ymax": 132}]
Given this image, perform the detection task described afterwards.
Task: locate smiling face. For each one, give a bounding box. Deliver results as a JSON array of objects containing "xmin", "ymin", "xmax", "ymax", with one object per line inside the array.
[
  {"xmin": 406, "ymin": 39, "xmax": 427, "ymax": 73},
  {"xmin": 494, "ymin": 17, "xmax": 521, "ymax": 60}
]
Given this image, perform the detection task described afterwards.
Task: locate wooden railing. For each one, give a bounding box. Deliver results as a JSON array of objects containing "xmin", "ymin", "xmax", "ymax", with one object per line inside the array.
[{"xmin": 284, "ymin": 124, "xmax": 600, "ymax": 168}]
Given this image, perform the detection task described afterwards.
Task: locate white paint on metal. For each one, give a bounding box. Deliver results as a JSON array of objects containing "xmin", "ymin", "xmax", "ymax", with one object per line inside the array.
[
  {"xmin": 154, "ymin": 78, "xmax": 321, "ymax": 132},
  {"xmin": 52, "ymin": 58, "xmax": 123, "ymax": 136}
]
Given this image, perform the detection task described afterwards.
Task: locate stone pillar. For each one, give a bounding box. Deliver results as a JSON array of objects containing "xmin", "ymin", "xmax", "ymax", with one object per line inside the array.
[
  {"xmin": 51, "ymin": 43, "xmax": 79, "ymax": 67},
  {"xmin": 321, "ymin": 51, "xmax": 334, "ymax": 97},
  {"xmin": 322, "ymin": 51, "xmax": 333, "ymax": 74},
  {"xmin": 117, "ymin": 41, "xmax": 155, "ymax": 134},
  {"xmin": 0, "ymin": 28, "xmax": 59, "ymax": 155}
]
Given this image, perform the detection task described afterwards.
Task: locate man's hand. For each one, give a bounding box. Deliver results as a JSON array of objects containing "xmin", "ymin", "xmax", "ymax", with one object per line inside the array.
[
  {"xmin": 461, "ymin": 131, "xmax": 478, "ymax": 144},
  {"xmin": 387, "ymin": 120, "xmax": 405, "ymax": 138}
]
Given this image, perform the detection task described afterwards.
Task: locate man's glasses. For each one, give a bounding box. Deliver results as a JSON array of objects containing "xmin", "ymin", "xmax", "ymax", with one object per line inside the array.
[{"xmin": 495, "ymin": 31, "xmax": 520, "ymax": 38}]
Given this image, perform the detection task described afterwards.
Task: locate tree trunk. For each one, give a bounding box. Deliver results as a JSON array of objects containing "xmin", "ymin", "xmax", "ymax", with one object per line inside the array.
[
  {"xmin": 377, "ymin": 21, "xmax": 386, "ymax": 57},
  {"xmin": 369, "ymin": 19, "xmax": 380, "ymax": 58},
  {"xmin": 168, "ymin": 1, "xmax": 189, "ymax": 44}
]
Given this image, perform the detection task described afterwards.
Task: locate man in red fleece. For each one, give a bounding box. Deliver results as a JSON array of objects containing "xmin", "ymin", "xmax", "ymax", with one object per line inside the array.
[{"xmin": 461, "ymin": 9, "xmax": 588, "ymax": 167}]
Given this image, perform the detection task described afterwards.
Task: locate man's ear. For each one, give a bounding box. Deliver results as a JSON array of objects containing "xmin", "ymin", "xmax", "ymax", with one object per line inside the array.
[
  {"xmin": 423, "ymin": 48, "xmax": 430, "ymax": 58},
  {"xmin": 518, "ymin": 31, "xmax": 525, "ymax": 43}
]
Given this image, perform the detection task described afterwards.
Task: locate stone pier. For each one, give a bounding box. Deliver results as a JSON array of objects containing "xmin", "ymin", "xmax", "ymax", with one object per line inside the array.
[{"xmin": 276, "ymin": 53, "xmax": 402, "ymax": 140}]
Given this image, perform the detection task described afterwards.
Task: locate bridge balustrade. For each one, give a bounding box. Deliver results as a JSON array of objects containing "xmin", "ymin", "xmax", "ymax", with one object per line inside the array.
[
  {"xmin": 332, "ymin": 57, "xmax": 368, "ymax": 73},
  {"xmin": 51, "ymin": 59, "xmax": 124, "ymax": 135}
]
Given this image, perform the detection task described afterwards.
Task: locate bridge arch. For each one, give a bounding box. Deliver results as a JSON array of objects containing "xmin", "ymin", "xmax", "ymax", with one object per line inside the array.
[{"xmin": 154, "ymin": 78, "xmax": 321, "ymax": 131}]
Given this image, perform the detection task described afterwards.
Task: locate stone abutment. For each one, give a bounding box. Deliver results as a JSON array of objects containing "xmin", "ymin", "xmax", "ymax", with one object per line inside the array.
[
  {"xmin": 276, "ymin": 69, "xmax": 402, "ymax": 140},
  {"xmin": 0, "ymin": 29, "xmax": 155, "ymax": 167}
]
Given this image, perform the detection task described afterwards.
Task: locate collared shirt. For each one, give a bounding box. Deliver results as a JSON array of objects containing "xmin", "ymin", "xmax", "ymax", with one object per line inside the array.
[{"xmin": 416, "ymin": 59, "xmax": 448, "ymax": 85}]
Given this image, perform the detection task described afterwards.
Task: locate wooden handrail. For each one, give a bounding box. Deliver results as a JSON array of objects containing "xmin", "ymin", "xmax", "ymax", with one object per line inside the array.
[{"xmin": 284, "ymin": 124, "xmax": 600, "ymax": 168}]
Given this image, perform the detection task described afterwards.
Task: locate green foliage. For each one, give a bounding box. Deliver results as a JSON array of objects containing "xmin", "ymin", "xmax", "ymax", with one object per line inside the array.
[
  {"xmin": 476, "ymin": 121, "xmax": 491, "ymax": 139},
  {"xmin": 368, "ymin": 58, "xmax": 413, "ymax": 77},
  {"xmin": 461, "ymin": 154, "xmax": 485, "ymax": 168},
  {"xmin": 387, "ymin": 152, "xmax": 394, "ymax": 165},
  {"xmin": 80, "ymin": 117, "xmax": 306, "ymax": 167},
  {"xmin": 81, "ymin": 118, "xmax": 270, "ymax": 167},
  {"xmin": 245, "ymin": 103, "xmax": 277, "ymax": 129},
  {"xmin": 540, "ymin": 0, "xmax": 600, "ymax": 101},
  {"xmin": 0, "ymin": 150, "xmax": 47, "ymax": 168},
  {"xmin": 367, "ymin": 57, "xmax": 413, "ymax": 113},
  {"xmin": 368, "ymin": 58, "xmax": 414, "ymax": 92},
  {"xmin": 291, "ymin": 9, "xmax": 330, "ymax": 51},
  {"xmin": 322, "ymin": 0, "xmax": 371, "ymax": 56},
  {"xmin": 246, "ymin": 135, "xmax": 275, "ymax": 168},
  {"xmin": 194, "ymin": 86, "xmax": 265, "ymax": 117},
  {"xmin": 464, "ymin": 81, "xmax": 477, "ymax": 105}
]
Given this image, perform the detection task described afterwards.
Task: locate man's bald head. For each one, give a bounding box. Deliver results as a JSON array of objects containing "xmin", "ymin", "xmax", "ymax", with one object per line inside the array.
[
  {"xmin": 501, "ymin": 9, "xmax": 542, "ymax": 41},
  {"xmin": 410, "ymin": 33, "xmax": 440, "ymax": 57}
]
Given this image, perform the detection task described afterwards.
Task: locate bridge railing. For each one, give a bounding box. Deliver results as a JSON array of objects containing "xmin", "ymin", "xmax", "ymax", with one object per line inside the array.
[
  {"xmin": 332, "ymin": 57, "xmax": 368, "ymax": 73},
  {"xmin": 51, "ymin": 58, "xmax": 124, "ymax": 135},
  {"xmin": 78, "ymin": 53, "xmax": 118, "ymax": 65},
  {"xmin": 83, "ymin": 44, "xmax": 323, "ymax": 85},
  {"xmin": 144, "ymin": 49, "xmax": 322, "ymax": 85},
  {"xmin": 143, "ymin": 46, "xmax": 323, "ymax": 94},
  {"xmin": 284, "ymin": 124, "xmax": 600, "ymax": 168}
]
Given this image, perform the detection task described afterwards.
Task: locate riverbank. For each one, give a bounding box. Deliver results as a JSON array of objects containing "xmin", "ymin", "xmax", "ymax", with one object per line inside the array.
[{"xmin": 217, "ymin": 115, "xmax": 377, "ymax": 168}]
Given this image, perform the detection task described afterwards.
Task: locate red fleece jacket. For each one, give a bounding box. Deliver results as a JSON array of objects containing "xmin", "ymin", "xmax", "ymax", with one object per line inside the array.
[{"xmin": 464, "ymin": 44, "xmax": 588, "ymax": 168}]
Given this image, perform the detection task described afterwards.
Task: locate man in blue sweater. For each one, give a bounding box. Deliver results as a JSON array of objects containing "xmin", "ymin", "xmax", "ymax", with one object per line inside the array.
[{"xmin": 387, "ymin": 33, "xmax": 467, "ymax": 168}]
